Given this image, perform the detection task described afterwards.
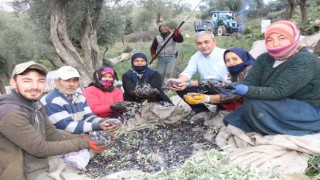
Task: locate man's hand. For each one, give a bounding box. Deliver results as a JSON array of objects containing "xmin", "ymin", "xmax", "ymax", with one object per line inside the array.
[
  {"xmin": 184, "ymin": 93, "xmax": 210, "ymax": 105},
  {"xmin": 174, "ymin": 28, "xmax": 180, "ymax": 34},
  {"xmin": 99, "ymin": 121, "xmax": 118, "ymax": 131},
  {"xmin": 166, "ymin": 79, "xmax": 187, "ymax": 91},
  {"xmin": 89, "ymin": 140, "xmax": 111, "ymax": 151}
]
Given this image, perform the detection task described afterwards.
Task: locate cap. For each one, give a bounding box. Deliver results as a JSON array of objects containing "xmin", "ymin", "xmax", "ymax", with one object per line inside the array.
[
  {"xmin": 11, "ymin": 61, "xmax": 48, "ymax": 77},
  {"xmin": 56, "ymin": 66, "xmax": 80, "ymax": 80}
]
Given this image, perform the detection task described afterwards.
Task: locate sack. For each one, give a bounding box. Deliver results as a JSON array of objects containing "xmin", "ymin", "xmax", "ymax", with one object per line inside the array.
[{"xmin": 63, "ymin": 149, "xmax": 90, "ymax": 170}]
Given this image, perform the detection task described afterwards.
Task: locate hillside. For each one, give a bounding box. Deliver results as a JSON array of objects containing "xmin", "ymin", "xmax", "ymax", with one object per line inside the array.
[{"xmin": 108, "ymin": 3, "xmax": 320, "ymax": 79}]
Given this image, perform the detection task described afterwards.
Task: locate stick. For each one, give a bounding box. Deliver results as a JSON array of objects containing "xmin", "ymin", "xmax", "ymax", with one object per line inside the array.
[{"xmin": 149, "ymin": 0, "xmax": 204, "ymax": 65}]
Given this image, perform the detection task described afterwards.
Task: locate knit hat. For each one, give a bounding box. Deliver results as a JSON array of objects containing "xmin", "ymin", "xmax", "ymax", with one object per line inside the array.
[
  {"xmin": 131, "ymin": 52, "xmax": 148, "ymax": 65},
  {"xmin": 265, "ymin": 20, "xmax": 297, "ymax": 43}
]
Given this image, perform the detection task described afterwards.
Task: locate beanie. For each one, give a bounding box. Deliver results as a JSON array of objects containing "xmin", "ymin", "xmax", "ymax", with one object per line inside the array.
[{"xmin": 131, "ymin": 52, "xmax": 148, "ymax": 65}]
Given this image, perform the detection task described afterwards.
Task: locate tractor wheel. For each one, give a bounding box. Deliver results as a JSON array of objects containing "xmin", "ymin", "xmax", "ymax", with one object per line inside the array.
[
  {"xmin": 217, "ymin": 25, "xmax": 226, "ymax": 36},
  {"xmin": 207, "ymin": 23, "xmax": 215, "ymax": 34}
]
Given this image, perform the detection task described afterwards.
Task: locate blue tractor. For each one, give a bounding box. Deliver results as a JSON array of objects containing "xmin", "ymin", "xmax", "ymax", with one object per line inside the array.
[{"xmin": 194, "ymin": 11, "xmax": 240, "ymax": 36}]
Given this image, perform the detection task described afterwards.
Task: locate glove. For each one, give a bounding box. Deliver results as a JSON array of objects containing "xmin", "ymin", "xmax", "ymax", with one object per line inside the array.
[
  {"xmin": 184, "ymin": 93, "xmax": 210, "ymax": 105},
  {"xmin": 110, "ymin": 102, "xmax": 126, "ymax": 111},
  {"xmin": 89, "ymin": 140, "xmax": 107, "ymax": 151},
  {"xmin": 174, "ymin": 28, "xmax": 180, "ymax": 34},
  {"xmin": 151, "ymin": 54, "xmax": 157, "ymax": 61},
  {"xmin": 229, "ymin": 84, "xmax": 248, "ymax": 95}
]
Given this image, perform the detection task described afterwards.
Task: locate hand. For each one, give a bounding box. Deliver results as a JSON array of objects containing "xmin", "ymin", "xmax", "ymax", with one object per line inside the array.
[
  {"xmin": 99, "ymin": 121, "xmax": 118, "ymax": 131},
  {"xmin": 166, "ymin": 79, "xmax": 187, "ymax": 91},
  {"xmin": 89, "ymin": 140, "xmax": 109, "ymax": 151},
  {"xmin": 228, "ymin": 84, "xmax": 248, "ymax": 95},
  {"xmin": 174, "ymin": 28, "xmax": 180, "ymax": 34},
  {"xmin": 82, "ymin": 134, "xmax": 89, "ymax": 139},
  {"xmin": 110, "ymin": 102, "xmax": 126, "ymax": 111},
  {"xmin": 184, "ymin": 93, "xmax": 210, "ymax": 105},
  {"xmin": 151, "ymin": 54, "xmax": 157, "ymax": 61}
]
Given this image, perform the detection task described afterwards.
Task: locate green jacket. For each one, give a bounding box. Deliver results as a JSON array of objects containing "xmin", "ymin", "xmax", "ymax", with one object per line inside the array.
[
  {"xmin": 242, "ymin": 48, "xmax": 320, "ymax": 107},
  {"xmin": 0, "ymin": 91, "xmax": 90, "ymax": 180}
]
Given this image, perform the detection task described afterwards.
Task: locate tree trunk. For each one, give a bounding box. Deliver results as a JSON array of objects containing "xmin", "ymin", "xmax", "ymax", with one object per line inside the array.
[
  {"xmin": 284, "ymin": 0, "xmax": 296, "ymax": 19},
  {"xmin": 42, "ymin": 52, "xmax": 65, "ymax": 68},
  {"xmin": 80, "ymin": 0, "xmax": 103, "ymax": 71},
  {"xmin": 122, "ymin": 38, "xmax": 128, "ymax": 52},
  {"xmin": 299, "ymin": 0, "xmax": 308, "ymax": 25},
  {"xmin": 0, "ymin": 79, "xmax": 6, "ymax": 94},
  {"xmin": 50, "ymin": 0, "xmax": 92, "ymax": 87}
]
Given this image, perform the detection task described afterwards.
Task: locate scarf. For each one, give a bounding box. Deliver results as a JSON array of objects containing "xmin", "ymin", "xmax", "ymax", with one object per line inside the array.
[
  {"xmin": 265, "ymin": 20, "xmax": 301, "ymax": 61},
  {"xmin": 89, "ymin": 67, "xmax": 118, "ymax": 92},
  {"xmin": 224, "ymin": 48, "xmax": 255, "ymax": 77}
]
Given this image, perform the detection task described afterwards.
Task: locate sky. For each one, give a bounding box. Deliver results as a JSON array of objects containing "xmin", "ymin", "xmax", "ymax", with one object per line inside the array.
[
  {"xmin": 0, "ymin": 0, "xmax": 276, "ymax": 12},
  {"xmin": 185, "ymin": 0, "xmax": 275, "ymax": 10}
]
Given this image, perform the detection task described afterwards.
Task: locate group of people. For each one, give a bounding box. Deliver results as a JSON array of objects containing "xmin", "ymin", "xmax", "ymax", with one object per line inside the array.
[{"xmin": 1, "ymin": 19, "xmax": 320, "ymax": 179}]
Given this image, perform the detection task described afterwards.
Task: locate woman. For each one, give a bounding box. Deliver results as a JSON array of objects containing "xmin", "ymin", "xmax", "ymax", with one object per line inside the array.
[
  {"xmin": 83, "ymin": 67, "xmax": 124, "ymax": 118},
  {"xmin": 184, "ymin": 48, "xmax": 255, "ymax": 111},
  {"xmin": 224, "ymin": 20, "xmax": 320, "ymax": 136},
  {"xmin": 122, "ymin": 52, "xmax": 172, "ymax": 104}
]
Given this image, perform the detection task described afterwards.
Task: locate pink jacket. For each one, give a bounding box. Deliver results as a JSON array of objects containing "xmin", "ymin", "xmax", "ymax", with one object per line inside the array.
[{"xmin": 83, "ymin": 86, "xmax": 124, "ymax": 118}]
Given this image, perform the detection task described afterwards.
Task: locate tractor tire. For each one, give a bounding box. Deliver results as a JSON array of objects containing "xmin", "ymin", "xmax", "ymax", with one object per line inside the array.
[
  {"xmin": 207, "ymin": 23, "xmax": 215, "ymax": 34},
  {"xmin": 217, "ymin": 25, "xmax": 226, "ymax": 36}
]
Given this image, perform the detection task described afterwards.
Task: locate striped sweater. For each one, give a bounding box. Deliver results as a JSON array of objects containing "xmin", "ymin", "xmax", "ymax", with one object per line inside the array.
[{"xmin": 41, "ymin": 88, "xmax": 104, "ymax": 134}]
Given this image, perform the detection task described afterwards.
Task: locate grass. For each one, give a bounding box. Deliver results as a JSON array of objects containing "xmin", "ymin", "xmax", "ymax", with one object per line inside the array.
[{"xmin": 104, "ymin": 3, "xmax": 320, "ymax": 178}]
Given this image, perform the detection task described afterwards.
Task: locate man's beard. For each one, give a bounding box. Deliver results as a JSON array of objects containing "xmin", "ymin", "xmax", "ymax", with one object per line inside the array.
[{"xmin": 15, "ymin": 86, "xmax": 42, "ymax": 101}]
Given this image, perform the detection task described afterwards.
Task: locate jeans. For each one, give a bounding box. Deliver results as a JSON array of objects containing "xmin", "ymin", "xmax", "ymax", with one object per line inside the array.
[{"xmin": 157, "ymin": 55, "xmax": 176, "ymax": 84}]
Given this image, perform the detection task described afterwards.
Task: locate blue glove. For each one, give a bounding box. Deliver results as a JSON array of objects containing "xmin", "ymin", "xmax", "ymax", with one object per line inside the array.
[{"xmin": 231, "ymin": 84, "xmax": 248, "ymax": 95}]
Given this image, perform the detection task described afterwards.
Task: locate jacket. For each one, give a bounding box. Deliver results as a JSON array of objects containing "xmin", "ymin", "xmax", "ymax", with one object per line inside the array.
[
  {"xmin": 83, "ymin": 86, "xmax": 124, "ymax": 118},
  {"xmin": 0, "ymin": 91, "xmax": 89, "ymax": 180},
  {"xmin": 242, "ymin": 48, "xmax": 320, "ymax": 107}
]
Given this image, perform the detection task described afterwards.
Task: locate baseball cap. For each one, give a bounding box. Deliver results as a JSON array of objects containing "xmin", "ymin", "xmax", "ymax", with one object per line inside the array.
[
  {"xmin": 56, "ymin": 66, "xmax": 80, "ymax": 80},
  {"xmin": 11, "ymin": 61, "xmax": 48, "ymax": 77}
]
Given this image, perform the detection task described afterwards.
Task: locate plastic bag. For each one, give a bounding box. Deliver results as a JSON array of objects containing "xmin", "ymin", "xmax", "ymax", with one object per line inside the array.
[{"xmin": 63, "ymin": 149, "xmax": 90, "ymax": 170}]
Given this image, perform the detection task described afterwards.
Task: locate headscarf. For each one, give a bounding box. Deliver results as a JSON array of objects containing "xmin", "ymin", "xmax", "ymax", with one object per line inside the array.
[
  {"xmin": 224, "ymin": 48, "xmax": 255, "ymax": 77},
  {"xmin": 91, "ymin": 67, "xmax": 118, "ymax": 92},
  {"xmin": 124, "ymin": 52, "xmax": 156, "ymax": 84},
  {"xmin": 264, "ymin": 20, "xmax": 301, "ymax": 61}
]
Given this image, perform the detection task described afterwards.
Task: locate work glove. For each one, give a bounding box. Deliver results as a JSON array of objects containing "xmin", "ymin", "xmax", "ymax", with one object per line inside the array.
[
  {"xmin": 184, "ymin": 92, "xmax": 210, "ymax": 105},
  {"xmin": 151, "ymin": 54, "xmax": 157, "ymax": 61},
  {"xmin": 89, "ymin": 140, "xmax": 110, "ymax": 151},
  {"xmin": 174, "ymin": 28, "xmax": 180, "ymax": 34},
  {"xmin": 225, "ymin": 84, "xmax": 248, "ymax": 95},
  {"xmin": 110, "ymin": 102, "xmax": 127, "ymax": 111}
]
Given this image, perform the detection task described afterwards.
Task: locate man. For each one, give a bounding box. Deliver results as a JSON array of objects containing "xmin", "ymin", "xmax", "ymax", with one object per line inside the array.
[
  {"xmin": 0, "ymin": 61, "xmax": 104, "ymax": 179},
  {"xmin": 150, "ymin": 23, "xmax": 184, "ymax": 85},
  {"xmin": 167, "ymin": 31, "xmax": 228, "ymax": 116},
  {"xmin": 41, "ymin": 66, "xmax": 115, "ymax": 134}
]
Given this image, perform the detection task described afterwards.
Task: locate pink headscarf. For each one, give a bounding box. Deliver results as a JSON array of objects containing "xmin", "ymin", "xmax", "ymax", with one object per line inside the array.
[{"xmin": 264, "ymin": 20, "xmax": 301, "ymax": 61}]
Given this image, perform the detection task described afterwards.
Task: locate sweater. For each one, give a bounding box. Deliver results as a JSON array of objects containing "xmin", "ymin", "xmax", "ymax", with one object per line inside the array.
[
  {"xmin": 242, "ymin": 48, "xmax": 320, "ymax": 107},
  {"xmin": 0, "ymin": 91, "xmax": 89, "ymax": 180},
  {"xmin": 83, "ymin": 86, "xmax": 124, "ymax": 118},
  {"xmin": 41, "ymin": 88, "xmax": 104, "ymax": 134},
  {"xmin": 122, "ymin": 69, "xmax": 172, "ymax": 103}
]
